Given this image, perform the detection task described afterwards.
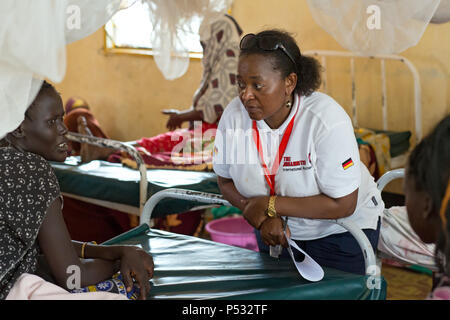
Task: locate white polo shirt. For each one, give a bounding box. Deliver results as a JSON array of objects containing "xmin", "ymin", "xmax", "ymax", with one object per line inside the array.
[{"xmin": 213, "ymin": 92, "xmax": 383, "ymax": 240}]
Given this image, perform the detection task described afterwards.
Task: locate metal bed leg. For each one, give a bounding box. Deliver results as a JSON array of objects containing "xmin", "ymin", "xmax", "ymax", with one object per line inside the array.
[{"xmin": 334, "ymin": 219, "xmax": 380, "ymax": 278}]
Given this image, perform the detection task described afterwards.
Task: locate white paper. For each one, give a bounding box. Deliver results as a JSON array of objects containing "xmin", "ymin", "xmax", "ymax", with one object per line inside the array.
[{"xmin": 285, "ymin": 232, "xmax": 324, "ymax": 282}]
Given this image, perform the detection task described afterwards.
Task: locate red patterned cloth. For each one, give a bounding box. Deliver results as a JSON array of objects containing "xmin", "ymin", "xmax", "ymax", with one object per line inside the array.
[
  {"xmin": 106, "ymin": 122, "xmax": 218, "ymax": 172},
  {"xmin": 138, "ymin": 122, "xmax": 217, "ymax": 156}
]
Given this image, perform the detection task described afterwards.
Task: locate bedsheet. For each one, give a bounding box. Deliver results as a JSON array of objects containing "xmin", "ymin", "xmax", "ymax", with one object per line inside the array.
[
  {"xmin": 356, "ymin": 128, "xmax": 411, "ymax": 177},
  {"xmin": 50, "ymin": 157, "xmax": 220, "ymax": 218},
  {"xmin": 103, "ymin": 224, "xmax": 387, "ymax": 300},
  {"xmin": 373, "ymin": 129, "xmax": 411, "ymax": 158}
]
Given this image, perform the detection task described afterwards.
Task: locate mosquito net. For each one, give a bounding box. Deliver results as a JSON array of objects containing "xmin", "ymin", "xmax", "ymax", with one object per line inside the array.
[
  {"xmin": 0, "ymin": 0, "xmax": 231, "ymax": 138},
  {"xmin": 306, "ymin": 0, "xmax": 442, "ymax": 55}
]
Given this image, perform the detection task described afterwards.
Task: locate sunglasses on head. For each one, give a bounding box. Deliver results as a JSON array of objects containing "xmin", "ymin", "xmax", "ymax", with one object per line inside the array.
[{"xmin": 240, "ymin": 33, "xmax": 298, "ymax": 71}]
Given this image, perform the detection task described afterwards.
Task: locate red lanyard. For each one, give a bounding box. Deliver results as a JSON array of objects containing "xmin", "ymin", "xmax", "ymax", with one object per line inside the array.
[{"xmin": 252, "ymin": 98, "xmax": 300, "ymax": 195}]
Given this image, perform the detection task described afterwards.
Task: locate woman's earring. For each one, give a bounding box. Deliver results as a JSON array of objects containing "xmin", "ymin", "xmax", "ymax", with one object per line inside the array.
[{"xmin": 286, "ymin": 100, "xmax": 292, "ymax": 108}]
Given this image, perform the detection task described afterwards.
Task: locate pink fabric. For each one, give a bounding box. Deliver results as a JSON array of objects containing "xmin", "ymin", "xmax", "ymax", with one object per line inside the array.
[
  {"xmin": 428, "ymin": 286, "xmax": 450, "ymax": 300},
  {"xmin": 427, "ymin": 275, "xmax": 450, "ymax": 300},
  {"xmin": 6, "ymin": 273, "xmax": 128, "ymax": 300}
]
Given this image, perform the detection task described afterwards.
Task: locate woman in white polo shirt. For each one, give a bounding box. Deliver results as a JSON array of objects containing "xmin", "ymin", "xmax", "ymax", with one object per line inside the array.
[{"xmin": 213, "ymin": 29, "xmax": 383, "ymax": 275}]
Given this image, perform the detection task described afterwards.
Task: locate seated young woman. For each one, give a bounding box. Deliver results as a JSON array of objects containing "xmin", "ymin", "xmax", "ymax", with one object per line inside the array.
[
  {"xmin": 0, "ymin": 81, "xmax": 154, "ymax": 300},
  {"xmin": 404, "ymin": 115, "xmax": 450, "ymax": 300}
]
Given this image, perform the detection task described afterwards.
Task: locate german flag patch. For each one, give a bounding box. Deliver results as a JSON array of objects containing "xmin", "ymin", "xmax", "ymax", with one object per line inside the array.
[{"xmin": 342, "ymin": 158, "xmax": 354, "ymax": 170}]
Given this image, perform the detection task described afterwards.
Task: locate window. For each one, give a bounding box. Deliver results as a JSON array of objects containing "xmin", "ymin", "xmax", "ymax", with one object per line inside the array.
[{"xmin": 104, "ymin": 1, "xmax": 203, "ymax": 58}]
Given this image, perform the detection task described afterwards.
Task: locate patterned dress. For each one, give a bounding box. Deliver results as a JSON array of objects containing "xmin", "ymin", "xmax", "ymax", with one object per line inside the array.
[
  {"xmin": 137, "ymin": 14, "xmax": 241, "ymax": 155},
  {"xmin": 192, "ymin": 14, "xmax": 241, "ymax": 124},
  {"xmin": 0, "ymin": 147, "xmax": 60, "ymax": 299},
  {"xmin": 0, "ymin": 147, "xmax": 138, "ymax": 300}
]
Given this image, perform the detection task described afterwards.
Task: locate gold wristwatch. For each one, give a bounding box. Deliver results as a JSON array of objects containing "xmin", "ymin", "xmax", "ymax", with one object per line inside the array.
[{"xmin": 265, "ymin": 195, "xmax": 277, "ymax": 218}]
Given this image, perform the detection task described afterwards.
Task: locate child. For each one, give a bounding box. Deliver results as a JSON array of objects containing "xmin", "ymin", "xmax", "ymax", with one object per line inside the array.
[
  {"xmin": 405, "ymin": 115, "xmax": 450, "ymax": 300},
  {"xmin": 0, "ymin": 81, "xmax": 154, "ymax": 300}
]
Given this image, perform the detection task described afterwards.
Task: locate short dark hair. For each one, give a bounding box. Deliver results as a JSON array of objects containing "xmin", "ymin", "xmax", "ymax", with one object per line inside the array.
[
  {"xmin": 239, "ymin": 29, "xmax": 322, "ymax": 96},
  {"xmin": 408, "ymin": 115, "xmax": 450, "ymax": 276}
]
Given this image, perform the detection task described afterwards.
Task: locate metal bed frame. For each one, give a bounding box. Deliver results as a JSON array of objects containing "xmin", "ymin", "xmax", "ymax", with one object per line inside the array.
[
  {"xmin": 64, "ymin": 132, "xmax": 148, "ymax": 216},
  {"xmin": 61, "ymin": 137, "xmax": 410, "ymax": 279},
  {"xmin": 139, "ymin": 188, "xmax": 380, "ymax": 279},
  {"xmin": 62, "ymin": 133, "xmax": 220, "ymax": 220},
  {"xmin": 376, "ymin": 168, "xmax": 405, "ymax": 191},
  {"xmin": 136, "ymin": 168, "xmax": 435, "ymax": 278},
  {"xmin": 303, "ymin": 50, "xmax": 422, "ymax": 145},
  {"xmin": 63, "ymin": 133, "xmax": 431, "ymax": 277}
]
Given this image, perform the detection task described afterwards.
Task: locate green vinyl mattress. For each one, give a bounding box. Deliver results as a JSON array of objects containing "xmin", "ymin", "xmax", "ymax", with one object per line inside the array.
[
  {"xmin": 102, "ymin": 224, "xmax": 387, "ymax": 300},
  {"xmin": 50, "ymin": 157, "xmax": 220, "ymax": 218}
]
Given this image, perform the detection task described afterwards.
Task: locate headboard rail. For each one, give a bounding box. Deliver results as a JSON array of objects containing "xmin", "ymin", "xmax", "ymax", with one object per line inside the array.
[{"xmin": 303, "ymin": 50, "xmax": 422, "ymax": 144}]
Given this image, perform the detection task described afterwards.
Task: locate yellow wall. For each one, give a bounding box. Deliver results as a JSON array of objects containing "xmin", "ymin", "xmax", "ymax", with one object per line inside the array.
[
  {"xmin": 57, "ymin": 30, "xmax": 203, "ymax": 141},
  {"xmin": 57, "ymin": 0, "xmax": 449, "ymax": 145}
]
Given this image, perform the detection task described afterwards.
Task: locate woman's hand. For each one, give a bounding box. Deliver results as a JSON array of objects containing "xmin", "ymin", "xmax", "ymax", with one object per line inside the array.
[
  {"xmin": 260, "ymin": 218, "xmax": 290, "ymax": 248},
  {"xmin": 167, "ymin": 115, "xmax": 184, "ymax": 131},
  {"xmin": 163, "ymin": 111, "xmax": 184, "ymax": 131},
  {"xmin": 241, "ymin": 196, "xmax": 270, "ymax": 229},
  {"xmin": 118, "ymin": 246, "xmax": 154, "ymax": 300}
]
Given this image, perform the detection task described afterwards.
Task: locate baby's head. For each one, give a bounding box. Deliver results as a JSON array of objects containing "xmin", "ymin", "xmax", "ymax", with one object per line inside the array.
[
  {"xmin": 6, "ymin": 81, "xmax": 69, "ymax": 162},
  {"xmin": 405, "ymin": 115, "xmax": 450, "ymax": 273}
]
